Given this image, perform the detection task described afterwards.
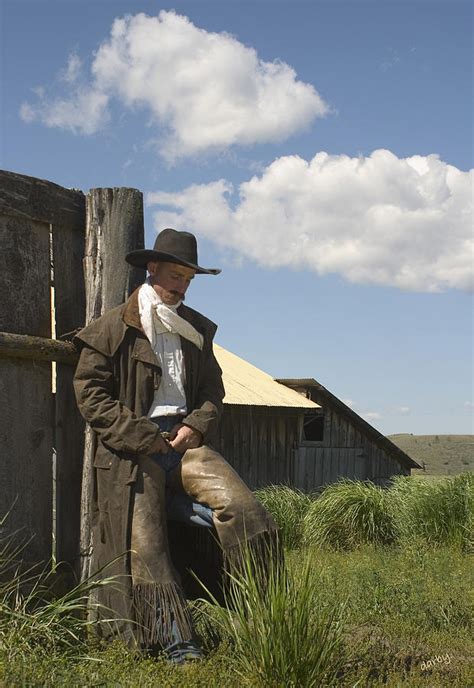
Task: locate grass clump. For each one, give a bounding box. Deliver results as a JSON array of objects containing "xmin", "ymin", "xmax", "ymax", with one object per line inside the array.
[
  {"xmin": 198, "ymin": 546, "xmax": 346, "ymax": 687},
  {"xmin": 389, "ymin": 473, "xmax": 473, "ymax": 549},
  {"xmin": 254, "ymin": 484, "xmax": 312, "ymax": 548},
  {"xmin": 0, "ymin": 569, "xmax": 106, "ymax": 662},
  {"xmin": 303, "ymin": 479, "xmax": 396, "ymax": 549},
  {"xmin": 0, "ymin": 514, "xmax": 113, "ymax": 665}
]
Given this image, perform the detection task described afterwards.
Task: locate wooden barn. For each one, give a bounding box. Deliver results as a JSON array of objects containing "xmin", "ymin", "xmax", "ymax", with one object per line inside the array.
[{"xmin": 213, "ymin": 345, "xmax": 419, "ymax": 492}]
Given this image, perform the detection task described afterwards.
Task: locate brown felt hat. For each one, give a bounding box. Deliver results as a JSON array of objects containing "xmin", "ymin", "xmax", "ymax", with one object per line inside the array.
[{"xmin": 125, "ymin": 228, "xmax": 221, "ymax": 275}]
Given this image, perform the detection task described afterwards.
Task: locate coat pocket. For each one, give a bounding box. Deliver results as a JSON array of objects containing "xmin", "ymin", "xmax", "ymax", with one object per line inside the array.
[{"xmin": 93, "ymin": 442, "xmax": 113, "ymax": 470}]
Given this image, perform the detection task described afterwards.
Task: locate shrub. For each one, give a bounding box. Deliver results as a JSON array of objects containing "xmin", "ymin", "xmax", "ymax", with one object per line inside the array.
[
  {"xmin": 254, "ymin": 484, "xmax": 312, "ymax": 549},
  {"xmin": 303, "ymin": 480, "xmax": 396, "ymax": 549},
  {"xmin": 389, "ymin": 473, "xmax": 473, "ymax": 549}
]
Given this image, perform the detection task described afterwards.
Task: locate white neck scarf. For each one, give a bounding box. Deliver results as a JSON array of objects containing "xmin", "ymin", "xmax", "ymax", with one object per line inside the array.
[{"xmin": 138, "ymin": 279, "xmax": 204, "ymax": 351}]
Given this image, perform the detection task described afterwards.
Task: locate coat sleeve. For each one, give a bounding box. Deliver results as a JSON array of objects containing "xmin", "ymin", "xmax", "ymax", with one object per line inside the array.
[
  {"xmin": 182, "ymin": 333, "xmax": 225, "ymax": 443},
  {"xmin": 73, "ymin": 344, "xmax": 165, "ymax": 456}
]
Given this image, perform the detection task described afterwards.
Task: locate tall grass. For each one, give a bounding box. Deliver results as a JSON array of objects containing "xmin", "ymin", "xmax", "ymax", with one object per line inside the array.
[
  {"xmin": 197, "ymin": 545, "xmax": 346, "ymax": 687},
  {"xmin": 303, "ymin": 480, "xmax": 396, "ymax": 549},
  {"xmin": 389, "ymin": 473, "xmax": 473, "ymax": 549},
  {"xmin": 0, "ymin": 514, "xmax": 113, "ymax": 663},
  {"xmin": 254, "ymin": 484, "xmax": 312, "ymax": 548},
  {"xmin": 1, "ymin": 570, "xmax": 102, "ymax": 661}
]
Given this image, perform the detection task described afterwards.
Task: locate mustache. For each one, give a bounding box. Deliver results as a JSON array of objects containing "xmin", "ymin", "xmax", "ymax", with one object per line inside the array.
[{"xmin": 171, "ymin": 290, "xmax": 185, "ymax": 301}]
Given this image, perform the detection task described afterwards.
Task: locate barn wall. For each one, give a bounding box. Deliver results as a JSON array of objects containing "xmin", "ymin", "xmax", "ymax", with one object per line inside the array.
[
  {"xmin": 215, "ymin": 403, "xmax": 408, "ymax": 493},
  {"xmin": 214, "ymin": 405, "xmax": 301, "ymax": 489},
  {"xmin": 294, "ymin": 405, "xmax": 408, "ymax": 492}
]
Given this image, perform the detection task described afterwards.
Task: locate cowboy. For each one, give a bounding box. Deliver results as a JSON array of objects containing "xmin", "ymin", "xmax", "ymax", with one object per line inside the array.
[{"xmin": 73, "ymin": 228, "xmax": 277, "ymax": 664}]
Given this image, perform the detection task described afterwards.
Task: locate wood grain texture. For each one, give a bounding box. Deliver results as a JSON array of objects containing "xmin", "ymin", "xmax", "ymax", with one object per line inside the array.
[
  {"xmin": 0, "ymin": 170, "xmax": 85, "ymax": 570},
  {"xmin": 0, "ymin": 215, "xmax": 51, "ymax": 336},
  {"xmin": 0, "ymin": 358, "xmax": 53, "ymax": 566},
  {"xmin": 84, "ymin": 188, "xmax": 145, "ymax": 320},
  {"xmin": 0, "ymin": 208, "xmax": 53, "ymax": 566},
  {"xmin": 0, "ymin": 169, "xmax": 84, "ymax": 230},
  {"xmin": 80, "ymin": 187, "xmax": 145, "ymax": 580},
  {"xmin": 52, "ymin": 197, "xmax": 86, "ymax": 568},
  {"xmin": 215, "ymin": 406, "xmax": 301, "ymax": 489},
  {"xmin": 0, "ymin": 332, "xmax": 77, "ymax": 364}
]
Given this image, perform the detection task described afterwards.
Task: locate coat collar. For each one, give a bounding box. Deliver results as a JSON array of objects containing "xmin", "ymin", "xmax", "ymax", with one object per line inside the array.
[{"xmin": 122, "ymin": 288, "xmax": 143, "ymax": 331}]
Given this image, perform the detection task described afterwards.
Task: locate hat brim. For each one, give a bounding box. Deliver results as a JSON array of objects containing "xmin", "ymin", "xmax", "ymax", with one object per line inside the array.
[{"xmin": 125, "ymin": 249, "xmax": 221, "ymax": 275}]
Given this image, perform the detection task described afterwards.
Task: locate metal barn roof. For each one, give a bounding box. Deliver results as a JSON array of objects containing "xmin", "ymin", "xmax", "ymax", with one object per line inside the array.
[{"xmin": 213, "ymin": 344, "xmax": 320, "ymax": 409}]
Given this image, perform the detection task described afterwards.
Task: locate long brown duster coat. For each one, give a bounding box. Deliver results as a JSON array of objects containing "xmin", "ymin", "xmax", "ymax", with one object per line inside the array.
[{"xmin": 73, "ymin": 289, "xmax": 275, "ymax": 645}]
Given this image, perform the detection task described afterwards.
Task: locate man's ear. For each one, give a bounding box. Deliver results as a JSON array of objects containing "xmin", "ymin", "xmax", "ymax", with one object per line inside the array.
[{"xmin": 147, "ymin": 260, "xmax": 159, "ymax": 275}]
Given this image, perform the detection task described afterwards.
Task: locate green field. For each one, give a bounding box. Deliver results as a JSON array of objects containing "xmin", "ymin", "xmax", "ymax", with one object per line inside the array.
[
  {"xmin": 1, "ymin": 476, "xmax": 472, "ymax": 687},
  {"xmin": 388, "ymin": 434, "xmax": 474, "ymax": 476}
]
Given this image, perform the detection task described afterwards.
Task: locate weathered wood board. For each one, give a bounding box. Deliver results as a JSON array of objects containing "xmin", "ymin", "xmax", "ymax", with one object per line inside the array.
[
  {"xmin": 52, "ymin": 199, "xmax": 86, "ymax": 569},
  {"xmin": 80, "ymin": 187, "xmax": 145, "ymax": 580},
  {"xmin": 0, "ymin": 214, "xmax": 52, "ymax": 565},
  {"xmin": 0, "ymin": 170, "xmax": 86, "ymax": 569}
]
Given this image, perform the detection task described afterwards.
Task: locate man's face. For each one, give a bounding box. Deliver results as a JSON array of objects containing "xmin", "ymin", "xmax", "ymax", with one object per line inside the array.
[{"xmin": 147, "ymin": 261, "xmax": 196, "ymax": 305}]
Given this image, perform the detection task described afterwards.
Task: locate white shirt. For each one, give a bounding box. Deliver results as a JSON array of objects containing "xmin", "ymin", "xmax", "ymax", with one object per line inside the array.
[{"xmin": 147, "ymin": 305, "xmax": 188, "ymax": 418}]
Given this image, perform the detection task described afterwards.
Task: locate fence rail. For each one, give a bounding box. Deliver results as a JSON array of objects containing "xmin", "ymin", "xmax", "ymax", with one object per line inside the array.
[{"xmin": 0, "ymin": 332, "xmax": 77, "ymax": 365}]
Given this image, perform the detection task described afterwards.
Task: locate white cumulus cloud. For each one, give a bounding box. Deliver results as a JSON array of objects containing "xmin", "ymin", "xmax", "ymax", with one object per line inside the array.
[
  {"xmin": 59, "ymin": 52, "xmax": 83, "ymax": 84},
  {"xmin": 20, "ymin": 88, "xmax": 110, "ymax": 135},
  {"xmin": 148, "ymin": 149, "xmax": 473, "ymax": 292},
  {"xmin": 20, "ymin": 11, "xmax": 328, "ymax": 159}
]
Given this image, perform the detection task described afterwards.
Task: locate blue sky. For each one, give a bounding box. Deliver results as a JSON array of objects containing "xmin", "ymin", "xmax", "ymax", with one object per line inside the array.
[{"xmin": 2, "ymin": 0, "xmax": 473, "ymax": 435}]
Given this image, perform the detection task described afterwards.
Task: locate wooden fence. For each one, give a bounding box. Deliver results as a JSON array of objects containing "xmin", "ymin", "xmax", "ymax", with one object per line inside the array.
[{"xmin": 0, "ymin": 170, "xmax": 144, "ymax": 572}]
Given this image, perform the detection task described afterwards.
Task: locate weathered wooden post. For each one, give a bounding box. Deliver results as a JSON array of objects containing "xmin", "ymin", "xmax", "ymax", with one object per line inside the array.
[{"xmin": 80, "ymin": 188, "xmax": 145, "ymax": 580}]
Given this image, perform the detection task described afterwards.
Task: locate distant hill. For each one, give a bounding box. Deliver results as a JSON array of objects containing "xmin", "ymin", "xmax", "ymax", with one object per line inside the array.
[{"xmin": 388, "ymin": 434, "xmax": 474, "ymax": 476}]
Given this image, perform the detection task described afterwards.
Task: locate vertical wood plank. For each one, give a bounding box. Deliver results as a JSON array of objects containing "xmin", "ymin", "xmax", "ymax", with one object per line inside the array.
[
  {"xmin": 263, "ymin": 414, "xmax": 271, "ymax": 486},
  {"xmin": 53, "ymin": 195, "xmax": 86, "ymax": 568},
  {"xmin": 323, "ymin": 408, "xmax": 331, "ymax": 447},
  {"xmin": 295, "ymin": 447, "xmax": 304, "ymax": 489},
  {"xmin": 328, "ymin": 448, "xmax": 338, "ymax": 484},
  {"xmin": 314, "ymin": 449, "xmax": 324, "ymax": 488},
  {"xmin": 346, "ymin": 420, "xmax": 355, "ymax": 448},
  {"xmin": 286, "ymin": 414, "xmax": 296, "ymax": 484},
  {"xmin": 338, "ymin": 415, "xmax": 346, "ymax": 447},
  {"xmin": 336, "ymin": 448, "xmax": 343, "ymax": 481},
  {"xmin": 0, "ymin": 216, "xmax": 51, "ymax": 337},
  {"xmin": 0, "ymin": 215, "xmax": 52, "ymax": 566}
]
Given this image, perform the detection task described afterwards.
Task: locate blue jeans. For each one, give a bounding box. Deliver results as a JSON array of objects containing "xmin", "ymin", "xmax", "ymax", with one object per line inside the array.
[{"xmin": 150, "ymin": 415, "xmax": 214, "ymax": 529}]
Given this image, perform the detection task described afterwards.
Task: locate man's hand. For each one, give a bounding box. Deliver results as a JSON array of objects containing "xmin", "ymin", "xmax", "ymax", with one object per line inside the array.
[
  {"xmin": 169, "ymin": 424, "xmax": 202, "ymax": 453},
  {"xmin": 150, "ymin": 437, "xmax": 170, "ymax": 454}
]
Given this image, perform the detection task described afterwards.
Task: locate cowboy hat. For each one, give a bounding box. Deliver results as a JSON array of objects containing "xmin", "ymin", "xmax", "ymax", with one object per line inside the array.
[{"xmin": 125, "ymin": 228, "xmax": 221, "ymax": 275}]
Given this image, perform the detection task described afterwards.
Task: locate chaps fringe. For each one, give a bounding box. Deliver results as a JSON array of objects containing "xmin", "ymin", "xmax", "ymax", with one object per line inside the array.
[{"xmin": 132, "ymin": 581, "xmax": 194, "ymax": 648}]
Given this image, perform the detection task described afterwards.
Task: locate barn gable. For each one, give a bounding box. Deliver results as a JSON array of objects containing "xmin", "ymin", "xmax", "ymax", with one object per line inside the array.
[{"xmin": 276, "ymin": 378, "xmax": 419, "ymax": 472}]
